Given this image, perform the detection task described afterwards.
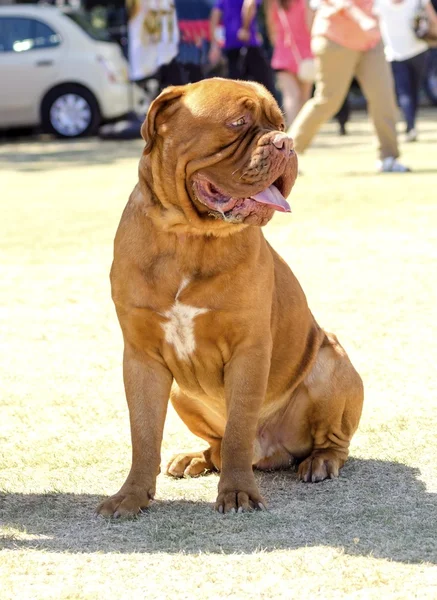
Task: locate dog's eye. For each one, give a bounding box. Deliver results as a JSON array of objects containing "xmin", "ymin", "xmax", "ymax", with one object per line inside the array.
[{"xmin": 231, "ymin": 117, "xmax": 246, "ymax": 127}]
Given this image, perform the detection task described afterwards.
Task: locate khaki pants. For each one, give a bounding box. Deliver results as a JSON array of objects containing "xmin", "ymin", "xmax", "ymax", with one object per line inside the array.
[{"xmin": 290, "ymin": 37, "xmax": 399, "ymax": 160}]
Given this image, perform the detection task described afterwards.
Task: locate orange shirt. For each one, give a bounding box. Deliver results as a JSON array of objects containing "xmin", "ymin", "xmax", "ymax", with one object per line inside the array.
[{"xmin": 312, "ymin": 0, "xmax": 381, "ymax": 51}]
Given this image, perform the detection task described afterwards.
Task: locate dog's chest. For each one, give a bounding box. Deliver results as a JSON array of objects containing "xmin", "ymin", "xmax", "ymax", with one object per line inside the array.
[{"xmin": 159, "ymin": 278, "xmax": 209, "ymax": 361}]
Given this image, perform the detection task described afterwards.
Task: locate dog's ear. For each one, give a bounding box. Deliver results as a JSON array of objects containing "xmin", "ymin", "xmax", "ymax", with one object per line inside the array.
[{"xmin": 141, "ymin": 86, "xmax": 185, "ymax": 155}]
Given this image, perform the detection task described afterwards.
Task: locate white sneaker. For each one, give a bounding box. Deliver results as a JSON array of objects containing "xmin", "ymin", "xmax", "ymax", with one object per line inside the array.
[
  {"xmin": 376, "ymin": 157, "xmax": 411, "ymax": 173},
  {"xmin": 405, "ymin": 128, "xmax": 418, "ymax": 142}
]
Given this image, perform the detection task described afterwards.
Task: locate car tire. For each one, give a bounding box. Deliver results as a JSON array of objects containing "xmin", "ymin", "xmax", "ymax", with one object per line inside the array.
[{"xmin": 41, "ymin": 84, "xmax": 101, "ymax": 138}]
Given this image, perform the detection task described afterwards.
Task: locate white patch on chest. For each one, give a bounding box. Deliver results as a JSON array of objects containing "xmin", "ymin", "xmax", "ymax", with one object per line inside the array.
[{"xmin": 161, "ymin": 278, "xmax": 208, "ymax": 361}]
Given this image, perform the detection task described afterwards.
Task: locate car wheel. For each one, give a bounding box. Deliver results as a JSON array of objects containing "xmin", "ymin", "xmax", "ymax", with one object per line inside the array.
[
  {"xmin": 424, "ymin": 50, "xmax": 437, "ymax": 107},
  {"xmin": 41, "ymin": 85, "xmax": 101, "ymax": 138}
]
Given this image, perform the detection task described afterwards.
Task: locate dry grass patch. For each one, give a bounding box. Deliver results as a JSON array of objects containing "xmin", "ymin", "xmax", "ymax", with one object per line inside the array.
[{"xmin": 1, "ymin": 112, "xmax": 437, "ymax": 599}]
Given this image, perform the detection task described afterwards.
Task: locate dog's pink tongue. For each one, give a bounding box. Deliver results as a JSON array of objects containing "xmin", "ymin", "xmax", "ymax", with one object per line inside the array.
[{"xmin": 250, "ymin": 185, "xmax": 291, "ymax": 213}]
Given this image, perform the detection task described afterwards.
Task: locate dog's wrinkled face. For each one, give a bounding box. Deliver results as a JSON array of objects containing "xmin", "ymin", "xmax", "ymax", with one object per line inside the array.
[{"xmin": 141, "ymin": 78, "xmax": 298, "ymax": 233}]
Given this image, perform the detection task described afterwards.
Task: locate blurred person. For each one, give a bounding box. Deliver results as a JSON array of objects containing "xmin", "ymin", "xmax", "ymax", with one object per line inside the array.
[
  {"xmin": 209, "ymin": 0, "xmax": 278, "ymax": 97},
  {"xmin": 290, "ymin": 0, "xmax": 410, "ymax": 172},
  {"xmin": 309, "ymin": 0, "xmax": 352, "ymax": 136},
  {"xmin": 265, "ymin": 0, "xmax": 314, "ymax": 126},
  {"xmin": 127, "ymin": 0, "xmax": 184, "ymax": 90},
  {"xmin": 374, "ymin": 0, "xmax": 437, "ymax": 142},
  {"xmin": 176, "ymin": 0, "xmax": 214, "ymax": 83},
  {"xmin": 100, "ymin": 0, "xmax": 181, "ymax": 140}
]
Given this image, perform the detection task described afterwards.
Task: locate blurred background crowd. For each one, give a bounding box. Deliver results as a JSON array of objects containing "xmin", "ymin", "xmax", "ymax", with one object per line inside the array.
[{"xmin": 1, "ymin": 0, "xmax": 437, "ymax": 170}]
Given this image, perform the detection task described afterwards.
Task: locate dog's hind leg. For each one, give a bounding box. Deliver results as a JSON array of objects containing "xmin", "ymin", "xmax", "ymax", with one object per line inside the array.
[
  {"xmin": 292, "ymin": 332, "xmax": 364, "ymax": 482},
  {"xmin": 166, "ymin": 388, "xmax": 224, "ymax": 477}
]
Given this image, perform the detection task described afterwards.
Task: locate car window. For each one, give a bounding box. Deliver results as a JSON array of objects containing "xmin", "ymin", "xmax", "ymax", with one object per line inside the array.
[
  {"xmin": 64, "ymin": 12, "xmax": 111, "ymax": 42},
  {"xmin": 0, "ymin": 17, "xmax": 61, "ymax": 53}
]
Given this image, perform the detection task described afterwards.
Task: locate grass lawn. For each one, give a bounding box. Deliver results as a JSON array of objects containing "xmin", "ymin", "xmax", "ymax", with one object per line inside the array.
[{"xmin": 1, "ymin": 111, "xmax": 436, "ymax": 599}]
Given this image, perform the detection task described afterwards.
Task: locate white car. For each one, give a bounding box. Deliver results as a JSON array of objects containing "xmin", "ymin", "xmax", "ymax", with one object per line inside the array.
[{"xmin": 0, "ymin": 5, "xmax": 144, "ymax": 137}]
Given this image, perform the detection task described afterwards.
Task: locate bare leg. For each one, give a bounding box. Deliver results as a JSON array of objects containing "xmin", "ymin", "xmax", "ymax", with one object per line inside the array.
[
  {"xmin": 276, "ymin": 71, "xmax": 303, "ymax": 127},
  {"xmin": 298, "ymin": 80, "xmax": 313, "ymax": 108}
]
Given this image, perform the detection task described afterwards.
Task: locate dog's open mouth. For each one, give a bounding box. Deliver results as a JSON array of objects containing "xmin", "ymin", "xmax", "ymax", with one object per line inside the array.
[{"xmin": 192, "ymin": 174, "xmax": 291, "ymax": 225}]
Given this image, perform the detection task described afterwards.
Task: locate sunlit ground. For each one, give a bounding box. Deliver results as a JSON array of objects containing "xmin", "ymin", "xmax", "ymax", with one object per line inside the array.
[{"xmin": 1, "ymin": 111, "xmax": 436, "ymax": 599}]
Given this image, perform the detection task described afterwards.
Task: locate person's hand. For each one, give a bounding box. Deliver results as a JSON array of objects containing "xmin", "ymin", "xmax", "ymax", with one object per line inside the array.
[
  {"xmin": 346, "ymin": 4, "xmax": 380, "ymax": 39},
  {"xmin": 351, "ymin": 8, "xmax": 379, "ymax": 33},
  {"xmin": 208, "ymin": 43, "xmax": 222, "ymax": 66},
  {"xmin": 366, "ymin": 25, "xmax": 381, "ymax": 44},
  {"xmin": 237, "ymin": 27, "xmax": 251, "ymax": 43}
]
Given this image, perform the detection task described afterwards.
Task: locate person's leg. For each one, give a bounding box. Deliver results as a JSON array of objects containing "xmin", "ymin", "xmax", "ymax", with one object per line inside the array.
[
  {"xmin": 289, "ymin": 36, "xmax": 358, "ymax": 154},
  {"xmin": 276, "ymin": 71, "xmax": 301, "ymax": 127},
  {"xmin": 335, "ymin": 94, "xmax": 350, "ymax": 135},
  {"xmin": 244, "ymin": 46, "xmax": 279, "ymax": 101},
  {"xmin": 355, "ymin": 42, "xmax": 400, "ymax": 159},
  {"xmin": 409, "ymin": 50, "xmax": 428, "ymax": 133},
  {"xmin": 295, "ymin": 79, "xmax": 314, "ymax": 127},
  {"xmin": 225, "ymin": 48, "xmax": 244, "ymax": 80},
  {"xmin": 391, "ymin": 58, "xmax": 415, "ymax": 133},
  {"xmin": 158, "ymin": 58, "xmax": 187, "ymax": 91},
  {"xmin": 298, "ymin": 80, "xmax": 313, "ymax": 107},
  {"xmin": 184, "ymin": 62, "xmax": 204, "ymax": 83}
]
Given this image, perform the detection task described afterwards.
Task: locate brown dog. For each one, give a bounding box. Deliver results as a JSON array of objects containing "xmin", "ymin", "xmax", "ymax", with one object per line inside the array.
[{"xmin": 97, "ymin": 78, "xmax": 364, "ymax": 517}]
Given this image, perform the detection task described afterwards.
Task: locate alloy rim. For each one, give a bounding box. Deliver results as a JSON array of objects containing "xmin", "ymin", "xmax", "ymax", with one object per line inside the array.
[{"xmin": 50, "ymin": 93, "xmax": 92, "ymax": 136}]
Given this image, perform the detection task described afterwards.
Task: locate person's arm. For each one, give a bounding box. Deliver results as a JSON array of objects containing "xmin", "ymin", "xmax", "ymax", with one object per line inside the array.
[
  {"xmin": 322, "ymin": 0, "xmax": 375, "ymax": 20},
  {"xmin": 425, "ymin": 0, "xmax": 437, "ymax": 30},
  {"xmin": 209, "ymin": 6, "xmax": 223, "ymax": 64},
  {"xmin": 314, "ymin": 0, "xmax": 379, "ymax": 42},
  {"xmin": 322, "ymin": 0, "xmax": 352, "ymax": 12},
  {"xmin": 210, "ymin": 7, "xmax": 223, "ymax": 47},
  {"xmin": 333, "ymin": 0, "xmax": 379, "ymax": 32},
  {"xmin": 264, "ymin": 0, "xmax": 277, "ymax": 46},
  {"xmin": 306, "ymin": 0, "xmax": 316, "ymax": 30},
  {"xmin": 238, "ymin": 0, "xmax": 258, "ymax": 42}
]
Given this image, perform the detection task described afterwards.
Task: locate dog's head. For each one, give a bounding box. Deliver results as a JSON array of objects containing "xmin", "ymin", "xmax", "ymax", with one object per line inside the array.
[{"xmin": 140, "ymin": 78, "xmax": 298, "ymax": 235}]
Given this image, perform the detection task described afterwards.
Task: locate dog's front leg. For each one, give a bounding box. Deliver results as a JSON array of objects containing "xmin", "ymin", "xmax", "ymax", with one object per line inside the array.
[
  {"xmin": 216, "ymin": 345, "xmax": 271, "ymax": 514},
  {"xmin": 97, "ymin": 344, "xmax": 172, "ymax": 518}
]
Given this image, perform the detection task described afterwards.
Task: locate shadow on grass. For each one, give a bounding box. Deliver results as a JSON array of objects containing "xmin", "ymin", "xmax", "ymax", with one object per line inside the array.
[
  {"xmin": 0, "ymin": 458, "xmax": 435, "ymax": 564},
  {"xmin": 0, "ymin": 137, "xmax": 143, "ymax": 172}
]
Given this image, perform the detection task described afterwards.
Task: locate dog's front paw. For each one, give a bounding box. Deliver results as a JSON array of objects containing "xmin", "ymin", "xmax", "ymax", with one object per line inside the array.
[
  {"xmin": 215, "ymin": 476, "xmax": 266, "ymax": 514},
  {"xmin": 96, "ymin": 486, "xmax": 154, "ymax": 518}
]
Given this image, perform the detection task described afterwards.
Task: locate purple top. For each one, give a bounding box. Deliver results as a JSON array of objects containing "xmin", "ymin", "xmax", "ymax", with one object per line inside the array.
[{"xmin": 214, "ymin": 0, "xmax": 262, "ymax": 49}]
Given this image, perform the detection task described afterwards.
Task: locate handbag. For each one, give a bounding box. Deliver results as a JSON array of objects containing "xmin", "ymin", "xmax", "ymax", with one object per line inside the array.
[
  {"xmin": 277, "ymin": 5, "xmax": 316, "ymax": 83},
  {"xmin": 414, "ymin": 0, "xmax": 437, "ymax": 46},
  {"xmin": 297, "ymin": 58, "xmax": 317, "ymax": 83}
]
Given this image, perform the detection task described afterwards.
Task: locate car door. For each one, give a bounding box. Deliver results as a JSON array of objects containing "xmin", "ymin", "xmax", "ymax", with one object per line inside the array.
[{"xmin": 0, "ymin": 16, "xmax": 63, "ymax": 126}]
